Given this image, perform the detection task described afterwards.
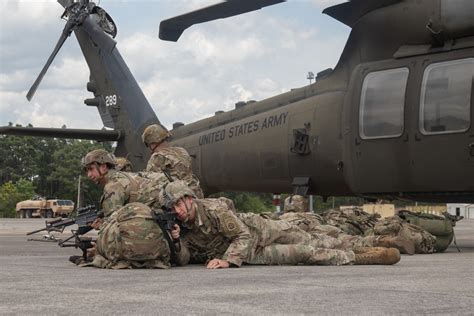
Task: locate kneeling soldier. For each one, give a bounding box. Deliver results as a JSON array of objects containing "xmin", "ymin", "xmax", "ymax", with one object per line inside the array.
[{"xmin": 75, "ymin": 202, "xmax": 189, "ymax": 269}]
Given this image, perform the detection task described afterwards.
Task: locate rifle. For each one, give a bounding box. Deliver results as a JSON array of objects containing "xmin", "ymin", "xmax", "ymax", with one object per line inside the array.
[
  {"xmin": 27, "ymin": 205, "xmax": 102, "ymax": 261},
  {"xmin": 153, "ymin": 205, "xmax": 181, "ymax": 264},
  {"xmin": 58, "ymin": 233, "xmax": 96, "ymax": 261},
  {"xmin": 26, "ymin": 205, "xmax": 102, "ymax": 236},
  {"xmin": 156, "ymin": 169, "xmax": 183, "ymax": 258}
]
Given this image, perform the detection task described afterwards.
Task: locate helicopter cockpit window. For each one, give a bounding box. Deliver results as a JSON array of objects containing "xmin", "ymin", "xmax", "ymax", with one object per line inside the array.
[
  {"xmin": 420, "ymin": 58, "xmax": 473, "ymax": 135},
  {"xmin": 359, "ymin": 68, "xmax": 408, "ymax": 139}
]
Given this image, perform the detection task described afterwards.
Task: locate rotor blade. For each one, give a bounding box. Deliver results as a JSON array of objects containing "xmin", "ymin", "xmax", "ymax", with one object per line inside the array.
[
  {"xmin": 323, "ymin": 0, "xmax": 402, "ymax": 27},
  {"xmin": 57, "ymin": 0, "xmax": 74, "ymax": 9},
  {"xmin": 26, "ymin": 24, "xmax": 73, "ymax": 101},
  {"xmin": 159, "ymin": 0, "xmax": 285, "ymax": 42},
  {"xmin": 0, "ymin": 126, "xmax": 122, "ymax": 141}
]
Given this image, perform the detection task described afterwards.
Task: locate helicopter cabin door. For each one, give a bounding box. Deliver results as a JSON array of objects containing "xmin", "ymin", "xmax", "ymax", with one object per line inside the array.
[
  {"xmin": 348, "ymin": 62, "xmax": 412, "ymax": 196},
  {"xmin": 409, "ymin": 56, "xmax": 474, "ymax": 194}
]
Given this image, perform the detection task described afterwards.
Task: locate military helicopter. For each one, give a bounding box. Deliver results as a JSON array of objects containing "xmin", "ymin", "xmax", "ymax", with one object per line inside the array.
[{"xmin": 1, "ymin": 0, "xmax": 473, "ymax": 203}]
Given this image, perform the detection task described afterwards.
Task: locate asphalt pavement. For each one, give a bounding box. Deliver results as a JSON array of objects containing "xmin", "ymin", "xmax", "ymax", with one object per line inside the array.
[{"xmin": 0, "ymin": 218, "xmax": 473, "ymax": 315}]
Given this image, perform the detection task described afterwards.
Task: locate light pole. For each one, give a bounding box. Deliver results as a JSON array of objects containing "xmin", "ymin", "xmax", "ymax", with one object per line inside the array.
[{"xmin": 307, "ymin": 71, "xmax": 315, "ymax": 84}]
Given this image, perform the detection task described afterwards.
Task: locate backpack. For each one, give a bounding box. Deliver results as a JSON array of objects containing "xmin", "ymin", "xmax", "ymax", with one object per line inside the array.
[
  {"xmin": 371, "ymin": 215, "xmax": 436, "ymax": 254},
  {"xmin": 398, "ymin": 210, "xmax": 458, "ymax": 253},
  {"xmin": 95, "ymin": 202, "xmax": 171, "ymax": 269}
]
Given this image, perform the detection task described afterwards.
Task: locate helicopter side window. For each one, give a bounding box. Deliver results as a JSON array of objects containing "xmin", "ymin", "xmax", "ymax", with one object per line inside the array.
[
  {"xmin": 359, "ymin": 68, "xmax": 409, "ymax": 139},
  {"xmin": 420, "ymin": 58, "xmax": 473, "ymax": 135}
]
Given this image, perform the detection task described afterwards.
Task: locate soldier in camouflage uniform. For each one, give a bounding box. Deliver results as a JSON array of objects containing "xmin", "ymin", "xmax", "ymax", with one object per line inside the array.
[
  {"xmin": 142, "ymin": 124, "xmax": 204, "ymax": 198},
  {"xmin": 115, "ymin": 157, "xmax": 133, "ymax": 172},
  {"xmin": 282, "ymin": 212, "xmax": 415, "ymax": 254},
  {"xmin": 283, "ymin": 195, "xmax": 309, "ymax": 213},
  {"xmin": 82, "ymin": 149, "xmax": 170, "ymax": 219},
  {"xmin": 161, "ymin": 181, "xmax": 402, "ymax": 268},
  {"xmin": 323, "ymin": 207, "xmax": 436, "ymax": 254},
  {"xmin": 280, "ymin": 196, "xmax": 415, "ymax": 254},
  {"xmin": 78, "ymin": 202, "xmax": 189, "ymax": 269},
  {"xmin": 367, "ymin": 215, "xmax": 436, "ymax": 254},
  {"xmin": 323, "ymin": 207, "xmax": 381, "ymax": 235}
]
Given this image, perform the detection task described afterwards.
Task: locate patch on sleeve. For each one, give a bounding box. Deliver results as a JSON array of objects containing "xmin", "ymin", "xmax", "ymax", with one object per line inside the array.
[
  {"xmin": 103, "ymin": 191, "xmax": 116, "ymax": 200},
  {"xmin": 221, "ymin": 213, "xmax": 240, "ymax": 234}
]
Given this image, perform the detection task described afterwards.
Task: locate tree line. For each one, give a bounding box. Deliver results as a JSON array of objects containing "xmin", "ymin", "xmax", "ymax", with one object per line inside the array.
[{"xmin": 0, "ymin": 134, "xmax": 110, "ymax": 217}]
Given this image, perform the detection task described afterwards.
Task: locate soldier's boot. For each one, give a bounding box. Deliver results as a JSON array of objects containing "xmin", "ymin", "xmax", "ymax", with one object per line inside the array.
[
  {"xmin": 69, "ymin": 255, "xmax": 91, "ymax": 265},
  {"xmin": 373, "ymin": 236, "xmax": 415, "ymax": 255},
  {"xmin": 354, "ymin": 247, "xmax": 401, "ymax": 265},
  {"xmin": 69, "ymin": 255, "xmax": 83, "ymax": 265}
]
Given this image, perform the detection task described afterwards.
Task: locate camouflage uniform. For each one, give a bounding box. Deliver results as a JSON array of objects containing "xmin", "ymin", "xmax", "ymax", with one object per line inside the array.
[
  {"xmin": 115, "ymin": 157, "xmax": 133, "ymax": 172},
  {"xmin": 100, "ymin": 170, "xmax": 170, "ymax": 217},
  {"xmin": 142, "ymin": 124, "xmax": 204, "ymax": 198},
  {"xmin": 277, "ymin": 212, "xmax": 396, "ymax": 250},
  {"xmin": 323, "ymin": 207, "xmax": 380, "ymax": 235},
  {"xmin": 283, "ymin": 195, "xmax": 308, "ymax": 213},
  {"xmin": 323, "ymin": 208, "xmax": 435, "ymax": 254},
  {"xmin": 133, "ymin": 171, "xmax": 171, "ymax": 210},
  {"xmin": 146, "ymin": 147, "xmax": 204, "ymax": 199},
  {"xmin": 368, "ymin": 215, "xmax": 436, "ymax": 254},
  {"xmin": 279, "ymin": 212, "xmax": 344, "ymax": 238},
  {"xmin": 181, "ymin": 199, "xmax": 356, "ymax": 266},
  {"xmin": 89, "ymin": 202, "xmax": 189, "ymax": 269}
]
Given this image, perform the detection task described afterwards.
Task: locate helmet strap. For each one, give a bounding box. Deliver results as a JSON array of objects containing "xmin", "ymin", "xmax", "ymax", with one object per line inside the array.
[{"xmin": 183, "ymin": 197, "xmax": 195, "ymax": 223}]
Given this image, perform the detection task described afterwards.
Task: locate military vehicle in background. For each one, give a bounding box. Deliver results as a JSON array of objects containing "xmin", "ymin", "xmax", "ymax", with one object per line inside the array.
[{"xmin": 16, "ymin": 196, "xmax": 75, "ymax": 218}]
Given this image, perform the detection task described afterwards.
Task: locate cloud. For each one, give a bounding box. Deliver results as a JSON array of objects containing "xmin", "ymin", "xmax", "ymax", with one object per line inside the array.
[
  {"xmin": 1, "ymin": 1, "xmax": 349, "ymax": 132},
  {"xmin": 0, "ymin": 87, "xmax": 102, "ymax": 128}
]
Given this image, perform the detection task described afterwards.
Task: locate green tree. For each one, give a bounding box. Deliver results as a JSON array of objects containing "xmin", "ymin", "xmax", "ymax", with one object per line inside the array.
[
  {"xmin": 0, "ymin": 135, "xmax": 39, "ymax": 184},
  {"xmin": 47, "ymin": 139, "xmax": 113, "ymax": 204},
  {"xmin": 0, "ymin": 133, "xmax": 112, "ymax": 207},
  {"xmin": 210, "ymin": 191, "xmax": 273, "ymax": 213},
  {"xmin": 0, "ymin": 179, "xmax": 36, "ymax": 218}
]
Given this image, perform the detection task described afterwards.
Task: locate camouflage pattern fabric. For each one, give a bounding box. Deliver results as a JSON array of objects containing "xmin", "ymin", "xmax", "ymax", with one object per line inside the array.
[
  {"xmin": 217, "ymin": 196, "xmax": 237, "ymax": 213},
  {"xmin": 82, "ymin": 149, "xmax": 116, "ymax": 167},
  {"xmin": 99, "ymin": 170, "xmax": 138, "ymax": 217},
  {"xmin": 100, "ymin": 170, "xmax": 170, "ymax": 217},
  {"xmin": 115, "ymin": 157, "xmax": 133, "ymax": 172},
  {"xmin": 399, "ymin": 210, "xmax": 456, "ymax": 252},
  {"xmin": 92, "ymin": 202, "xmax": 172, "ymax": 269},
  {"xmin": 237, "ymin": 213, "xmax": 356, "ymax": 265},
  {"xmin": 248, "ymin": 244, "xmax": 355, "ymax": 266},
  {"xmin": 133, "ymin": 171, "xmax": 171, "ymax": 210},
  {"xmin": 278, "ymin": 212, "xmax": 325, "ymax": 232},
  {"xmin": 146, "ymin": 146, "xmax": 204, "ymax": 198},
  {"xmin": 277, "ymin": 212, "xmax": 380, "ymax": 250},
  {"xmin": 141, "ymin": 124, "xmax": 170, "ymax": 146},
  {"xmin": 368, "ymin": 215, "xmax": 436, "ymax": 254},
  {"xmin": 181, "ymin": 200, "xmax": 356, "ymax": 266},
  {"xmin": 181, "ymin": 199, "xmax": 252, "ymax": 266},
  {"xmin": 283, "ymin": 195, "xmax": 309, "ymax": 213},
  {"xmin": 297, "ymin": 208, "xmax": 435, "ymax": 254},
  {"xmin": 323, "ymin": 207, "xmax": 380, "ymax": 235}
]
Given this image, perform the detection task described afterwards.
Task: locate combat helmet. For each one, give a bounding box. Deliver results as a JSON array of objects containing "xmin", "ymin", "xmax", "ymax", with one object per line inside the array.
[
  {"xmin": 115, "ymin": 157, "xmax": 133, "ymax": 172},
  {"xmin": 161, "ymin": 180, "xmax": 196, "ymax": 209},
  {"xmin": 142, "ymin": 124, "xmax": 171, "ymax": 147},
  {"xmin": 82, "ymin": 149, "xmax": 116, "ymax": 168},
  {"xmin": 284, "ymin": 195, "xmax": 308, "ymax": 213}
]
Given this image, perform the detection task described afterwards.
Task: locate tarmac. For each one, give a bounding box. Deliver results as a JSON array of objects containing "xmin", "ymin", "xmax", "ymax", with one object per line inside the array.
[{"xmin": 0, "ymin": 218, "xmax": 473, "ymax": 315}]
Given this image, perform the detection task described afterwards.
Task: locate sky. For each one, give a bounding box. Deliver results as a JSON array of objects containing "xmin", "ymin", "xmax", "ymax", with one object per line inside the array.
[{"xmin": 0, "ymin": 0, "xmax": 350, "ymax": 131}]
